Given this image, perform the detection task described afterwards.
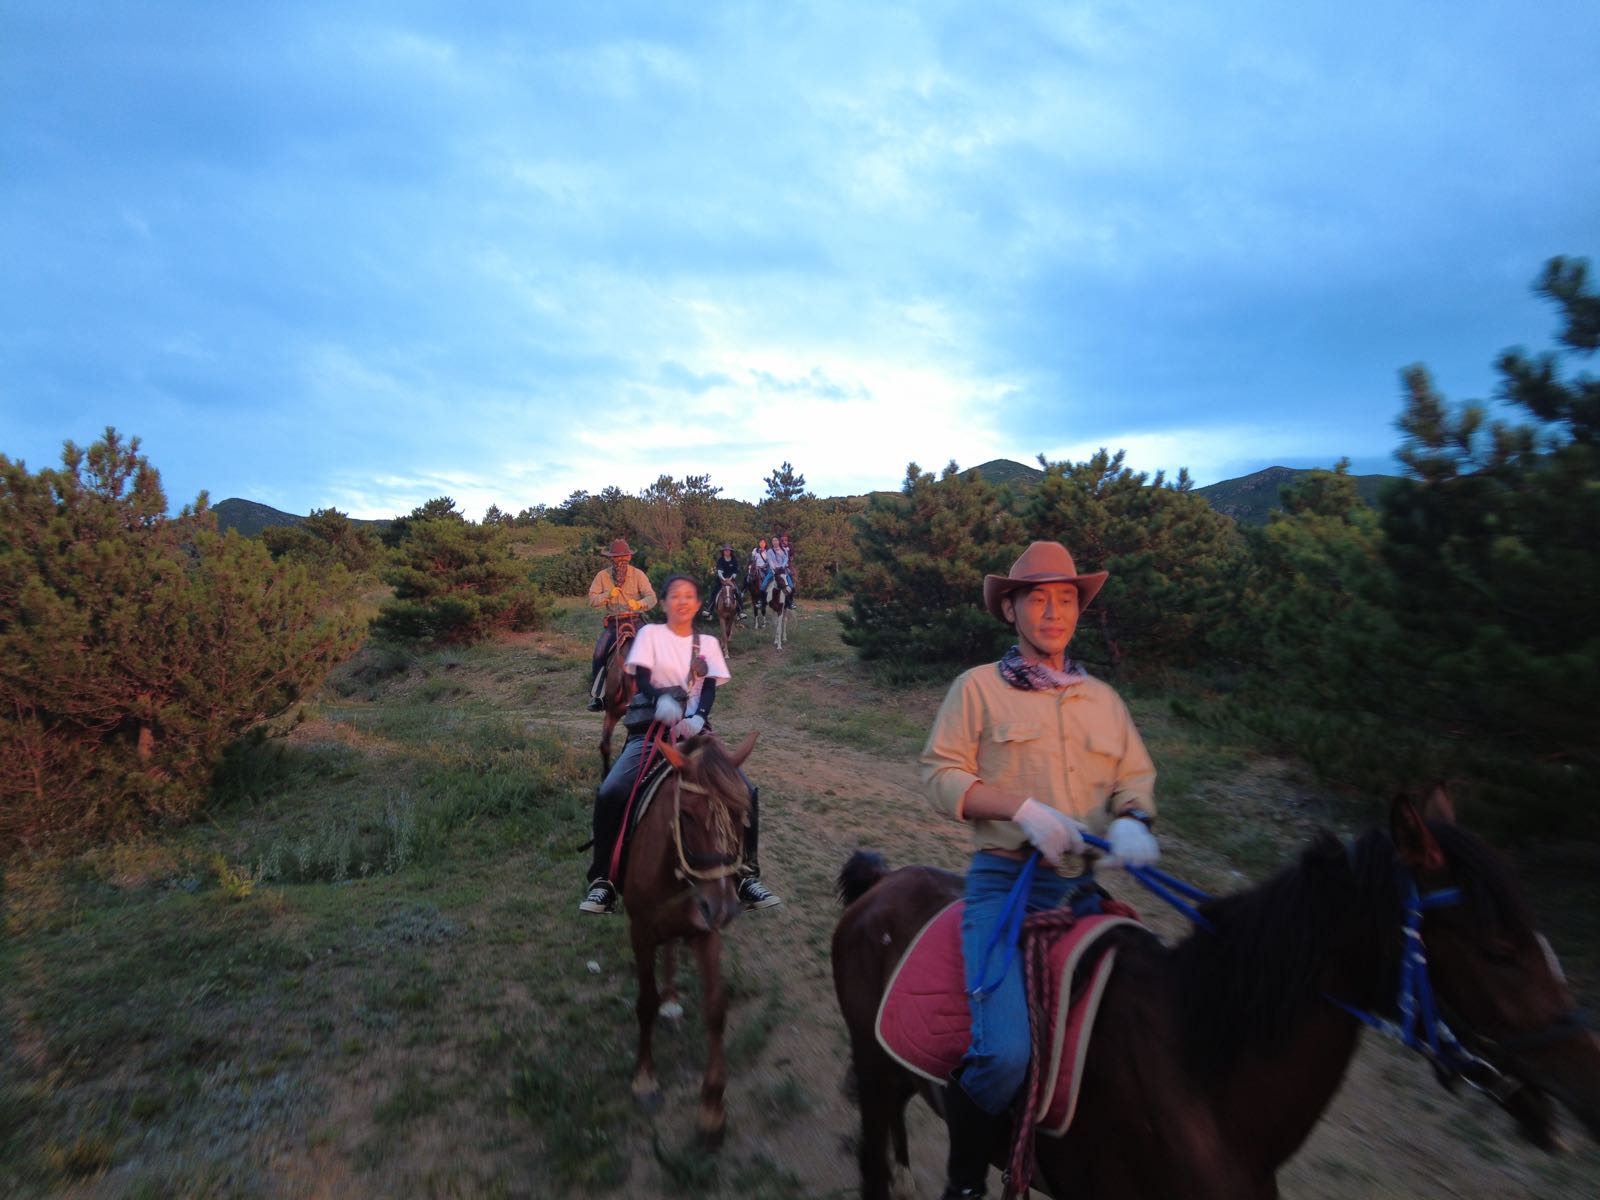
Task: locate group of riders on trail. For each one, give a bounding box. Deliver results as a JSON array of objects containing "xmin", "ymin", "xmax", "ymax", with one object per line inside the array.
[
  {"xmin": 578, "ymin": 533, "xmax": 1160, "ymax": 1199},
  {"xmin": 581, "ymin": 539, "xmax": 783, "ymax": 918}
]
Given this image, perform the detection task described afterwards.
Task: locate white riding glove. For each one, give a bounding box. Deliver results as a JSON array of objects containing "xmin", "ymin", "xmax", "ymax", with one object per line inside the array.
[
  {"xmin": 653, "ymin": 694, "xmax": 685, "ymax": 725},
  {"xmin": 672, "ymin": 715, "xmax": 705, "ymax": 741},
  {"xmin": 1012, "ymin": 798, "xmax": 1087, "ymax": 868},
  {"xmin": 1101, "ymin": 816, "xmax": 1161, "ymax": 869}
]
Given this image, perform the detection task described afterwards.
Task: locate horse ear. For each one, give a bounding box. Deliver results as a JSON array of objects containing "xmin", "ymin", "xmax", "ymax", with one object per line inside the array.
[
  {"xmin": 1391, "ymin": 793, "xmax": 1446, "ymax": 871},
  {"xmin": 726, "ymin": 731, "xmax": 758, "ymax": 768},
  {"xmin": 657, "ymin": 739, "xmax": 687, "ymax": 770},
  {"xmin": 1420, "ymin": 784, "xmax": 1457, "ymax": 826}
]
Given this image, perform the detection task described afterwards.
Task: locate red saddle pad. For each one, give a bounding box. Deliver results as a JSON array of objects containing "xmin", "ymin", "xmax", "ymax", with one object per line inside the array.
[{"xmin": 874, "ymin": 901, "xmax": 1146, "ymax": 1135}]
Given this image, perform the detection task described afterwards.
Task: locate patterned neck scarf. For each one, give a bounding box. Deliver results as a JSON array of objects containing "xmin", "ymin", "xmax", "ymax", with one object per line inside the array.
[{"xmin": 998, "ymin": 644, "xmax": 1088, "ymax": 691}]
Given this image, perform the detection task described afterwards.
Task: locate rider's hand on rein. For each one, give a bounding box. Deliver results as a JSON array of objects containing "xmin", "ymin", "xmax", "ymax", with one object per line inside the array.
[
  {"xmin": 1012, "ymin": 798, "xmax": 1087, "ymax": 867},
  {"xmin": 1101, "ymin": 815, "xmax": 1161, "ymax": 869}
]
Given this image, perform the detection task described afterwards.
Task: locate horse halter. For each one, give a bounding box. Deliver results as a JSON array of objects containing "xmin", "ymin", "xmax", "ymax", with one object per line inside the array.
[
  {"xmin": 669, "ymin": 778, "xmax": 747, "ymax": 883},
  {"xmin": 1323, "ymin": 874, "xmax": 1520, "ymax": 1100},
  {"xmin": 1327, "ymin": 867, "xmax": 1589, "ymax": 1106},
  {"xmin": 1093, "ymin": 834, "xmax": 1585, "ymax": 1101}
]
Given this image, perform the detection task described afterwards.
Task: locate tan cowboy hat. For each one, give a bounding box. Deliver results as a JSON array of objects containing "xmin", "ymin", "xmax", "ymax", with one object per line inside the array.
[
  {"xmin": 983, "ymin": 541, "xmax": 1108, "ymax": 621},
  {"xmin": 600, "ymin": 538, "xmax": 633, "ymax": 558}
]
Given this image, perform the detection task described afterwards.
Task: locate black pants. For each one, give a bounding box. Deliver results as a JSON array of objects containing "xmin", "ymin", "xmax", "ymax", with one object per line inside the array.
[
  {"xmin": 590, "ymin": 623, "xmax": 617, "ymax": 689},
  {"xmin": 588, "ymin": 728, "xmax": 760, "ymax": 883}
]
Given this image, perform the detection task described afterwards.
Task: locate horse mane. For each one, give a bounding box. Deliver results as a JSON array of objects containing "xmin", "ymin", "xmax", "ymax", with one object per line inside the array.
[
  {"xmin": 1170, "ymin": 817, "xmax": 1533, "ymax": 1080},
  {"xmin": 684, "ymin": 735, "xmax": 752, "ymax": 816},
  {"xmin": 1429, "ymin": 820, "xmax": 1534, "ymax": 937},
  {"xmin": 1171, "ymin": 828, "xmax": 1401, "ymax": 1079}
]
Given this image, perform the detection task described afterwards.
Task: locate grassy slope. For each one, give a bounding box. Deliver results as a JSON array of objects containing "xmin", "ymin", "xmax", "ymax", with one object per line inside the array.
[{"xmin": 2, "ymin": 604, "xmax": 1596, "ymax": 1198}]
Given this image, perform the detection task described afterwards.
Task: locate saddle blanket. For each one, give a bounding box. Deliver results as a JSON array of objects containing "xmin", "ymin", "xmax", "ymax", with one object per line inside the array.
[{"xmin": 874, "ymin": 901, "xmax": 1144, "ymax": 1137}]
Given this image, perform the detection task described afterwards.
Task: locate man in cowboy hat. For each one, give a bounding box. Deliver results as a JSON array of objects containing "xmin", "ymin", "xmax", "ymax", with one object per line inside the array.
[
  {"xmin": 585, "ymin": 539, "xmax": 657, "ymax": 711},
  {"xmin": 919, "ymin": 540, "xmax": 1161, "ymax": 1200}
]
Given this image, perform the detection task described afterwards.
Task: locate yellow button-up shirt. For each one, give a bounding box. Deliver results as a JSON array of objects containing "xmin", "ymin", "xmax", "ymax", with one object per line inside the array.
[
  {"xmin": 587, "ymin": 565, "xmax": 656, "ymax": 618},
  {"xmin": 920, "ymin": 662, "xmax": 1156, "ymax": 871}
]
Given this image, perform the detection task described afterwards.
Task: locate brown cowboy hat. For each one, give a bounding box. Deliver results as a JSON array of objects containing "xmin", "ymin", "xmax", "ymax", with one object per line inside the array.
[
  {"xmin": 600, "ymin": 538, "xmax": 633, "ymax": 558},
  {"xmin": 983, "ymin": 541, "xmax": 1108, "ymax": 621}
]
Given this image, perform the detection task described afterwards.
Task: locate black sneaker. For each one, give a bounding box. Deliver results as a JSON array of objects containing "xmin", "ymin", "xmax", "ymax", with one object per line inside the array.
[
  {"xmin": 586, "ymin": 696, "xmax": 604, "ymax": 712},
  {"xmin": 579, "ymin": 879, "xmax": 617, "ymax": 914},
  {"xmin": 737, "ymin": 877, "xmax": 782, "ymax": 910}
]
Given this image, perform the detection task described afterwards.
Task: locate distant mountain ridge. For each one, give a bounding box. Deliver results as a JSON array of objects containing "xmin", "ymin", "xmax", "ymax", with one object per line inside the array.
[
  {"xmin": 958, "ymin": 458, "xmax": 1395, "ymax": 526},
  {"xmin": 215, "ymin": 461, "xmax": 1398, "ymax": 536},
  {"xmin": 212, "ymin": 499, "xmax": 389, "ymax": 538}
]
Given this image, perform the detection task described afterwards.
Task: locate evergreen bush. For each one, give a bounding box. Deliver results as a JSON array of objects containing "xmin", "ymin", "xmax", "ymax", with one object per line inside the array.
[
  {"xmin": 839, "ymin": 462, "xmax": 1026, "ymax": 672},
  {"xmin": 372, "ymin": 515, "xmax": 551, "ymax": 644},
  {"xmin": 0, "ymin": 430, "xmax": 365, "ymax": 853}
]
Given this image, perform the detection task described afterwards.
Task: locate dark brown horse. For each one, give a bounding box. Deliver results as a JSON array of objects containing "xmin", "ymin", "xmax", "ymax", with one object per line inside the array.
[
  {"xmin": 714, "ymin": 577, "xmax": 741, "ymax": 653},
  {"xmin": 832, "ymin": 790, "xmax": 1600, "ymax": 1199},
  {"xmin": 597, "ymin": 614, "xmax": 642, "ymax": 776},
  {"xmin": 745, "ymin": 560, "xmax": 766, "ymax": 630},
  {"xmin": 622, "ymin": 728, "xmax": 758, "ymax": 1145}
]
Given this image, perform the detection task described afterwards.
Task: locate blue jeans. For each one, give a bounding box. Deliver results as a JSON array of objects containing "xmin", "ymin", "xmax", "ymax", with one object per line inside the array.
[{"xmin": 958, "ymin": 852, "xmax": 1101, "ymax": 1114}]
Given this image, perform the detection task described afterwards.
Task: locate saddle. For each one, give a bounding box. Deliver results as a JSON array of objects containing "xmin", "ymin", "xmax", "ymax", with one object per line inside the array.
[{"xmin": 875, "ymin": 900, "xmax": 1148, "ymax": 1137}]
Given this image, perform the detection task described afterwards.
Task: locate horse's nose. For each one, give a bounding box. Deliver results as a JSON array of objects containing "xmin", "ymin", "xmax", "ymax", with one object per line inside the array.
[{"xmin": 696, "ymin": 886, "xmax": 740, "ymax": 930}]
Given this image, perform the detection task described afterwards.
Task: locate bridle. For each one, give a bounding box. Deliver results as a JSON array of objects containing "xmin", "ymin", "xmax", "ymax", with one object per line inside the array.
[
  {"xmin": 1073, "ymin": 833, "xmax": 1589, "ymax": 1099},
  {"xmin": 669, "ymin": 778, "xmax": 748, "ymax": 883}
]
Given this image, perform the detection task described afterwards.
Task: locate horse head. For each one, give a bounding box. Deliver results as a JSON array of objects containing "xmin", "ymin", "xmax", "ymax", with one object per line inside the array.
[
  {"xmin": 655, "ymin": 731, "xmax": 759, "ymax": 933},
  {"xmin": 1390, "ymin": 787, "xmax": 1600, "ymax": 1147}
]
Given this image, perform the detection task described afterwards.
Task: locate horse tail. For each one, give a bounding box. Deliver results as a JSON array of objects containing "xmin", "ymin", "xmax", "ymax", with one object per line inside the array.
[{"xmin": 836, "ymin": 849, "xmax": 890, "ymax": 906}]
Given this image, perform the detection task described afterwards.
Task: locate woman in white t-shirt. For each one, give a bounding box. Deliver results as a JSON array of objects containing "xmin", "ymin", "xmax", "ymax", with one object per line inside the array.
[{"xmin": 579, "ymin": 573, "xmax": 782, "ymax": 915}]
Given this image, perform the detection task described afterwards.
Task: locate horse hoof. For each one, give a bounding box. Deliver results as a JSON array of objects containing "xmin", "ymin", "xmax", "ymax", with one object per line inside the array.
[
  {"xmin": 696, "ymin": 1119, "xmax": 726, "ymax": 1149},
  {"xmin": 659, "ymin": 999, "xmax": 684, "ymax": 1021}
]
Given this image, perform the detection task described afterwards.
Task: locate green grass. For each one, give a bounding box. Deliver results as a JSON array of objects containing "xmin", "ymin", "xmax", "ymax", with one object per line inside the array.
[{"xmin": 6, "ymin": 602, "xmax": 1597, "ymax": 1199}]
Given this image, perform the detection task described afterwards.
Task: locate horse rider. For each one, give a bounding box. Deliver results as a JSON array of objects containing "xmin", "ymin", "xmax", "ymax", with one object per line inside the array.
[
  {"xmin": 777, "ymin": 533, "xmax": 797, "ymax": 610},
  {"xmin": 585, "ymin": 538, "xmax": 656, "ymax": 712},
  {"xmin": 708, "ymin": 543, "xmax": 746, "ymax": 621},
  {"xmin": 579, "ymin": 573, "xmax": 782, "ymax": 914},
  {"xmin": 760, "ymin": 534, "xmax": 793, "ymax": 599},
  {"xmin": 919, "ymin": 541, "xmax": 1162, "ymax": 1200}
]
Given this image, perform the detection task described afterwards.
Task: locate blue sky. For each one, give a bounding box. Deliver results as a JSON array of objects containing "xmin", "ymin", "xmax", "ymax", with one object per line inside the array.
[{"xmin": 4, "ymin": 1, "xmax": 1597, "ymax": 519}]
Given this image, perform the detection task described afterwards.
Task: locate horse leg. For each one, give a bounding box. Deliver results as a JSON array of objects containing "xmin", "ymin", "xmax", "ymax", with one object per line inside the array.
[
  {"xmin": 689, "ymin": 929, "xmax": 728, "ymax": 1146},
  {"xmin": 659, "ymin": 941, "xmax": 684, "ymax": 1021},
  {"xmin": 630, "ymin": 922, "xmax": 664, "ymax": 1112},
  {"xmin": 846, "ymin": 1031, "xmax": 903, "ymax": 1200}
]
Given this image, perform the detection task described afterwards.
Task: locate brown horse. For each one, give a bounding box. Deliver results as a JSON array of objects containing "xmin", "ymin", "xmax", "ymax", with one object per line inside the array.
[
  {"xmin": 622, "ymin": 728, "xmax": 758, "ymax": 1145},
  {"xmin": 831, "ymin": 790, "xmax": 1600, "ymax": 1199},
  {"xmin": 714, "ymin": 577, "xmax": 741, "ymax": 653},
  {"xmin": 597, "ymin": 614, "xmax": 642, "ymax": 776}
]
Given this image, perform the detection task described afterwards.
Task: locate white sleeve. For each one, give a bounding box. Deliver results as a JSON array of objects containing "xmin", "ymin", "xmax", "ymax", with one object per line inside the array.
[
  {"xmin": 624, "ymin": 625, "xmax": 658, "ymax": 675},
  {"xmin": 701, "ymin": 637, "xmax": 731, "ymax": 684}
]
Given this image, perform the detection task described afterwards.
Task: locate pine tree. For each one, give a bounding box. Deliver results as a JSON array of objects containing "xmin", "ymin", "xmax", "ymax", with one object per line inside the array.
[
  {"xmin": 1024, "ymin": 450, "xmax": 1244, "ymax": 671},
  {"xmin": 759, "ymin": 461, "xmax": 811, "ymax": 535},
  {"xmin": 1216, "ymin": 461, "xmax": 1414, "ymax": 787},
  {"xmin": 1375, "ymin": 257, "xmax": 1600, "ymax": 825},
  {"xmin": 840, "ymin": 462, "xmax": 1026, "ymax": 672},
  {"xmin": 0, "ymin": 430, "xmax": 365, "ymax": 852},
  {"xmin": 372, "ymin": 516, "xmax": 550, "ymax": 644}
]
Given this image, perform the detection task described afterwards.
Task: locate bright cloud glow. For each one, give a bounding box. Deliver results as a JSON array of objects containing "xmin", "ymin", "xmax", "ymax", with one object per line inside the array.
[{"xmin": 2, "ymin": 0, "xmax": 1596, "ymax": 519}]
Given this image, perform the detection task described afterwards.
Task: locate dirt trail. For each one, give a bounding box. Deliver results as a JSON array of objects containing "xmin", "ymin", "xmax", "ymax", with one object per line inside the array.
[
  {"xmin": 523, "ymin": 606, "xmax": 1599, "ymax": 1200},
  {"xmin": 263, "ymin": 605, "xmax": 1597, "ymax": 1200}
]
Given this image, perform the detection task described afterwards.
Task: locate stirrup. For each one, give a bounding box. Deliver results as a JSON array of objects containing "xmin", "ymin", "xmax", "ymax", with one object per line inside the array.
[{"xmin": 579, "ymin": 880, "xmax": 617, "ymax": 914}]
